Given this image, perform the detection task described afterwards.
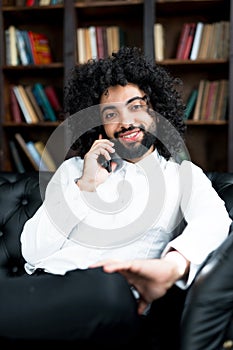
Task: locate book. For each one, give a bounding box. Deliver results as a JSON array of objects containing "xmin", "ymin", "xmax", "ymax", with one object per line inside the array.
[
  {"xmin": 154, "ymin": 23, "xmax": 164, "ymax": 61},
  {"xmin": 5, "ymin": 29, "xmax": 11, "ymax": 65},
  {"xmin": 17, "ymin": 85, "xmax": 40, "ymax": 123},
  {"xmin": 190, "ymin": 22, "xmax": 204, "ymax": 60},
  {"xmin": 9, "ymin": 140, "xmax": 26, "ymax": 173},
  {"xmin": 14, "ymin": 133, "xmax": 39, "ymax": 170},
  {"xmin": 199, "ymin": 80, "xmax": 210, "ymax": 119},
  {"xmin": 184, "ymin": 89, "xmax": 198, "ymax": 120},
  {"xmin": 175, "ymin": 23, "xmax": 191, "ymax": 59},
  {"xmin": 26, "ymin": 141, "xmax": 49, "ymax": 171},
  {"xmin": 44, "ymin": 85, "xmax": 63, "ymax": 119},
  {"xmin": 95, "ymin": 26, "xmax": 105, "ymax": 59},
  {"xmin": 15, "ymin": 29, "xmax": 30, "ymax": 65},
  {"xmin": 215, "ymin": 80, "xmax": 229, "ymax": 120},
  {"xmin": 9, "ymin": 85, "xmax": 23, "ymax": 123},
  {"xmin": 221, "ymin": 21, "xmax": 230, "ymax": 59},
  {"xmin": 12, "ymin": 85, "xmax": 34, "ymax": 123},
  {"xmin": 28, "ymin": 31, "xmax": 53, "ymax": 64},
  {"xmin": 197, "ymin": 23, "xmax": 212, "ymax": 59},
  {"xmin": 8, "ymin": 25, "xmax": 18, "ymax": 66},
  {"xmin": 204, "ymin": 80, "xmax": 218, "ymax": 120},
  {"xmin": 206, "ymin": 22, "xmax": 217, "ymax": 59},
  {"xmin": 33, "ymin": 83, "xmax": 57, "ymax": 121},
  {"xmin": 89, "ymin": 26, "xmax": 98, "ymax": 59},
  {"xmin": 24, "ymin": 85, "xmax": 45, "ymax": 122},
  {"xmin": 34, "ymin": 140, "xmax": 57, "ymax": 171},
  {"xmin": 20, "ymin": 30, "xmax": 34, "ymax": 64},
  {"xmin": 182, "ymin": 23, "xmax": 196, "ymax": 59},
  {"xmin": 111, "ymin": 26, "xmax": 120, "ymax": 53},
  {"xmin": 84, "ymin": 28, "xmax": 92, "ymax": 61},
  {"xmin": 192, "ymin": 80, "xmax": 206, "ymax": 121},
  {"xmin": 77, "ymin": 27, "xmax": 86, "ymax": 64}
]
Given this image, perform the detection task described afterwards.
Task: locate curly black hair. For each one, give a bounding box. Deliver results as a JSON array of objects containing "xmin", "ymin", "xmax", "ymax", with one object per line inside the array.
[{"xmin": 64, "ymin": 46, "xmax": 186, "ymax": 160}]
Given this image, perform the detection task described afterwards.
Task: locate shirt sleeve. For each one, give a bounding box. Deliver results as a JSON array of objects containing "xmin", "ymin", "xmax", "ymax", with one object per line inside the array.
[
  {"xmin": 162, "ymin": 160, "xmax": 232, "ymax": 289},
  {"xmin": 20, "ymin": 158, "xmax": 90, "ymax": 266}
]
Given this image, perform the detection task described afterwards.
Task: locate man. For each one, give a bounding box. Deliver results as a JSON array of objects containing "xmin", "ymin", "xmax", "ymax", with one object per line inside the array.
[{"xmin": 20, "ymin": 47, "xmax": 231, "ymax": 349}]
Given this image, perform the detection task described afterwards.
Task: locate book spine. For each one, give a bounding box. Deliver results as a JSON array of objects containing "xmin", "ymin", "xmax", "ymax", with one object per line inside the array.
[
  {"xmin": 26, "ymin": 141, "xmax": 49, "ymax": 171},
  {"xmin": 12, "ymin": 86, "xmax": 33, "ymax": 123},
  {"xmin": 182, "ymin": 23, "xmax": 196, "ymax": 59},
  {"xmin": 15, "ymin": 29, "xmax": 30, "ymax": 65},
  {"xmin": 8, "ymin": 25, "xmax": 18, "ymax": 66},
  {"xmin": 175, "ymin": 23, "xmax": 190, "ymax": 59},
  {"xmin": 77, "ymin": 28, "xmax": 86, "ymax": 64},
  {"xmin": 14, "ymin": 133, "xmax": 38, "ymax": 170},
  {"xmin": 34, "ymin": 141, "xmax": 57, "ymax": 171},
  {"xmin": 17, "ymin": 85, "xmax": 39, "ymax": 123},
  {"xmin": 21, "ymin": 31, "xmax": 34, "ymax": 64},
  {"xmin": 154, "ymin": 23, "xmax": 164, "ymax": 61},
  {"xmin": 33, "ymin": 83, "xmax": 57, "ymax": 121},
  {"xmin": 5, "ymin": 29, "xmax": 11, "ymax": 65},
  {"xmin": 184, "ymin": 89, "xmax": 198, "ymax": 120},
  {"xmin": 25, "ymin": 85, "xmax": 45, "ymax": 122},
  {"xmin": 96, "ymin": 26, "xmax": 105, "ymax": 59},
  {"xmin": 89, "ymin": 26, "xmax": 98, "ymax": 59},
  {"xmin": 44, "ymin": 85, "xmax": 62, "ymax": 117},
  {"xmin": 190, "ymin": 22, "xmax": 204, "ymax": 60},
  {"xmin": 9, "ymin": 85, "xmax": 23, "ymax": 123}
]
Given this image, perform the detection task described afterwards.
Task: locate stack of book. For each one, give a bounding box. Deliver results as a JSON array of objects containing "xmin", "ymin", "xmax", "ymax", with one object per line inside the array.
[
  {"xmin": 185, "ymin": 79, "xmax": 228, "ymax": 121},
  {"xmin": 5, "ymin": 26, "xmax": 53, "ymax": 66},
  {"xmin": 10, "ymin": 133, "xmax": 57, "ymax": 173},
  {"xmin": 77, "ymin": 25, "xmax": 124, "ymax": 63},
  {"xmin": 175, "ymin": 20, "xmax": 230, "ymax": 60},
  {"xmin": 9, "ymin": 83, "xmax": 62, "ymax": 123}
]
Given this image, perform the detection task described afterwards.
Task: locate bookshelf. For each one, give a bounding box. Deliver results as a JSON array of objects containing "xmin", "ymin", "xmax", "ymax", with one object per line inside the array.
[
  {"xmin": 0, "ymin": 0, "xmax": 232, "ymax": 173},
  {"xmin": 153, "ymin": 0, "xmax": 232, "ymax": 172},
  {"xmin": 0, "ymin": 0, "xmax": 145, "ymax": 171}
]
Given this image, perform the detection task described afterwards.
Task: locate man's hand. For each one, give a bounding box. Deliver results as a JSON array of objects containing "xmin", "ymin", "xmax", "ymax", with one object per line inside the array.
[
  {"xmin": 77, "ymin": 137, "xmax": 115, "ymax": 192},
  {"xmin": 91, "ymin": 252, "xmax": 189, "ymax": 315}
]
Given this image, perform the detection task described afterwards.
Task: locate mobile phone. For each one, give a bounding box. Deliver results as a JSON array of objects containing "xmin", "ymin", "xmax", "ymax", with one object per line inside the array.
[{"xmin": 97, "ymin": 152, "xmax": 123, "ymax": 173}]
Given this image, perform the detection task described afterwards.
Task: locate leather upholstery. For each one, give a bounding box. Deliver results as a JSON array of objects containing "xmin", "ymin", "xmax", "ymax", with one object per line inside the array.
[
  {"xmin": 0, "ymin": 171, "xmax": 52, "ymax": 277},
  {"xmin": 0, "ymin": 170, "xmax": 233, "ymax": 348}
]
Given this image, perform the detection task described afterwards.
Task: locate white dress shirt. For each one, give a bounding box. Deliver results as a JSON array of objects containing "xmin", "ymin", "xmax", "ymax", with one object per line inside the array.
[{"xmin": 20, "ymin": 150, "xmax": 232, "ymax": 289}]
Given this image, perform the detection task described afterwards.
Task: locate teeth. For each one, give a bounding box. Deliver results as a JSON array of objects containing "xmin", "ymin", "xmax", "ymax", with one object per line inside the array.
[{"xmin": 122, "ymin": 132, "xmax": 138, "ymax": 139}]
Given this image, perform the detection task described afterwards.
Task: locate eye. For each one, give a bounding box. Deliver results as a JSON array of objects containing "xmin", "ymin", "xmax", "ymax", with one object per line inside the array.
[
  {"xmin": 102, "ymin": 111, "xmax": 118, "ymax": 120},
  {"xmin": 129, "ymin": 102, "xmax": 147, "ymax": 112}
]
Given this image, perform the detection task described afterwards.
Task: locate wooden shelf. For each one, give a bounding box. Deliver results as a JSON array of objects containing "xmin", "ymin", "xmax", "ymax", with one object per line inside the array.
[
  {"xmin": 0, "ymin": 0, "xmax": 232, "ymax": 172},
  {"xmin": 154, "ymin": 0, "xmax": 231, "ymax": 172}
]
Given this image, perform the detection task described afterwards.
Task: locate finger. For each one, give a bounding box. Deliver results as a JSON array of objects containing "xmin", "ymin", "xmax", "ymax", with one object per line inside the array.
[
  {"xmin": 98, "ymin": 134, "xmax": 102, "ymax": 140},
  {"xmin": 89, "ymin": 259, "xmax": 117, "ymax": 268},
  {"xmin": 102, "ymin": 260, "xmax": 132, "ymax": 273},
  {"xmin": 137, "ymin": 300, "xmax": 149, "ymax": 315}
]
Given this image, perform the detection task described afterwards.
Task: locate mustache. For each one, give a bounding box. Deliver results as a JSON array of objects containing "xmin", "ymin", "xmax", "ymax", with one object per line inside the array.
[{"xmin": 114, "ymin": 125, "xmax": 145, "ymax": 139}]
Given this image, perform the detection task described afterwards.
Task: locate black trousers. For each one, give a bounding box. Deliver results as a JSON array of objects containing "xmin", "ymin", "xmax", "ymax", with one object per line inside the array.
[{"xmin": 0, "ymin": 267, "xmax": 186, "ymax": 349}]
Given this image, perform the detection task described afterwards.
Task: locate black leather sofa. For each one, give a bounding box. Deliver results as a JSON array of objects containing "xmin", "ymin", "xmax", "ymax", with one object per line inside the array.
[{"xmin": 0, "ymin": 170, "xmax": 233, "ymax": 349}]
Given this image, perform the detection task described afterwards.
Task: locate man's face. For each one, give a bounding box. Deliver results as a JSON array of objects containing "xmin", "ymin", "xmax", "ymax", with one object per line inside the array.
[{"xmin": 100, "ymin": 84, "xmax": 157, "ymax": 162}]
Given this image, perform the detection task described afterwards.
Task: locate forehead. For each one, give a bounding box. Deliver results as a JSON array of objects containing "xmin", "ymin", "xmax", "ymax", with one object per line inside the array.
[{"xmin": 100, "ymin": 84, "xmax": 145, "ymax": 105}]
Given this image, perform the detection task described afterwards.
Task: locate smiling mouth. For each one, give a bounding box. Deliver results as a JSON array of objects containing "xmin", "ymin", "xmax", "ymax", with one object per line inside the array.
[{"xmin": 119, "ymin": 129, "xmax": 142, "ymax": 142}]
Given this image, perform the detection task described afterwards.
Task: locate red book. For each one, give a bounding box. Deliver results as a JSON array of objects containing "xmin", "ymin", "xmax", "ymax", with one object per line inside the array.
[
  {"xmin": 44, "ymin": 85, "xmax": 63, "ymax": 118},
  {"xmin": 28, "ymin": 31, "xmax": 53, "ymax": 64},
  {"xmin": 9, "ymin": 85, "xmax": 23, "ymax": 123},
  {"xmin": 96, "ymin": 26, "xmax": 105, "ymax": 59},
  {"xmin": 25, "ymin": 0, "xmax": 36, "ymax": 6},
  {"xmin": 182, "ymin": 23, "xmax": 196, "ymax": 59},
  {"xmin": 176, "ymin": 23, "xmax": 191, "ymax": 59}
]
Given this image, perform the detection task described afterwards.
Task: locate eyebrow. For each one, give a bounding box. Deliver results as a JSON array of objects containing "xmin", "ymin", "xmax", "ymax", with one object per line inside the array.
[{"xmin": 100, "ymin": 95, "xmax": 147, "ymax": 114}]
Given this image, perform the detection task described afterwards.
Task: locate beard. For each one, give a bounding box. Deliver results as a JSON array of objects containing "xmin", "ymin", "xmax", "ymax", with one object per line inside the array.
[{"xmin": 113, "ymin": 124, "xmax": 157, "ymax": 161}]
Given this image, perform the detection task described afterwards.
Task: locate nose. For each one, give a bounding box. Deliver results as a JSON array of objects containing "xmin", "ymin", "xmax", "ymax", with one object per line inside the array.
[{"xmin": 118, "ymin": 109, "xmax": 133, "ymax": 128}]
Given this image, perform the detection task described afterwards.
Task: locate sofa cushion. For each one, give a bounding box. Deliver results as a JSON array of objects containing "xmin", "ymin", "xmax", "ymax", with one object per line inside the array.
[{"xmin": 0, "ymin": 172, "xmax": 52, "ymax": 276}]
